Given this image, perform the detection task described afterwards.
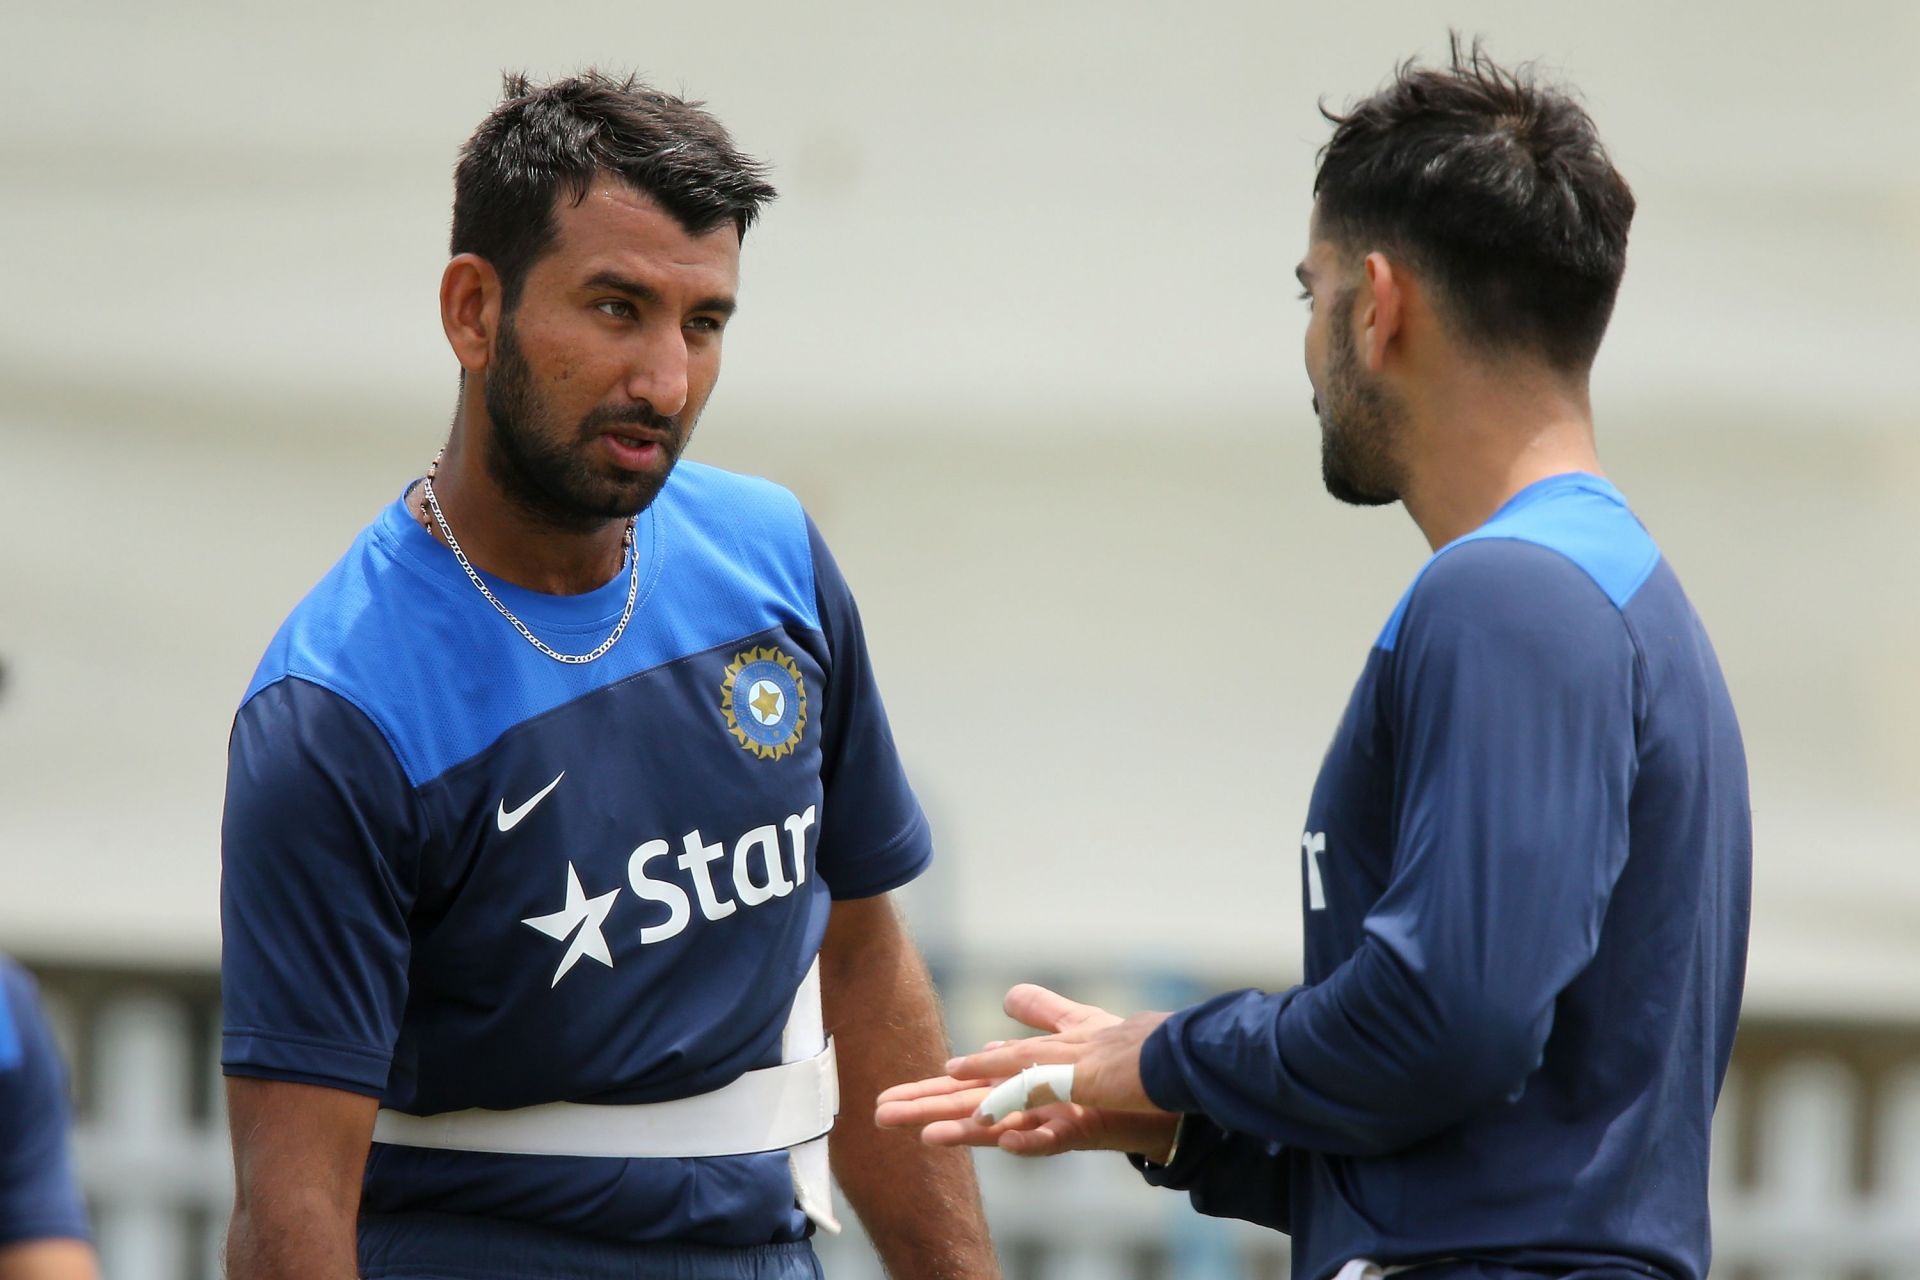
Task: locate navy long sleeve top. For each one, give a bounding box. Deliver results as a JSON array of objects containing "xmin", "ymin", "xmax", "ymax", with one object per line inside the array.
[{"xmin": 1137, "ymin": 475, "xmax": 1751, "ymax": 1280}]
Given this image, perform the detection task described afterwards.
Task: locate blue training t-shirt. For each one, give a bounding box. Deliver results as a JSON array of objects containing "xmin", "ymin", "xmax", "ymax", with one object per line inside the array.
[
  {"xmin": 221, "ymin": 460, "xmax": 933, "ymax": 1247},
  {"xmin": 1137, "ymin": 473, "xmax": 1752, "ymax": 1280},
  {"xmin": 1, "ymin": 958, "xmax": 91, "ymax": 1247}
]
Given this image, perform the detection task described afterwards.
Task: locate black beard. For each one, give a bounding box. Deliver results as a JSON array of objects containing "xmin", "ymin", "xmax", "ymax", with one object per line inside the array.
[
  {"xmin": 1317, "ymin": 308, "xmax": 1404, "ymax": 509},
  {"xmin": 482, "ymin": 319, "xmax": 687, "ymax": 533}
]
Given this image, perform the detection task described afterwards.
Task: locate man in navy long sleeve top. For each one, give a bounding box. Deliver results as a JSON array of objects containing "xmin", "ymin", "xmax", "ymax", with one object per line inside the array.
[{"xmin": 878, "ymin": 37, "xmax": 1750, "ymax": 1280}]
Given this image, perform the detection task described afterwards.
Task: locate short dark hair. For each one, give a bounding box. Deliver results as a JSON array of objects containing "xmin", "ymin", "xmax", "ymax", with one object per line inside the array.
[
  {"xmin": 452, "ymin": 71, "xmax": 778, "ymax": 307},
  {"xmin": 1314, "ymin": 35, "xmax": 1635, "ymax": 373}
]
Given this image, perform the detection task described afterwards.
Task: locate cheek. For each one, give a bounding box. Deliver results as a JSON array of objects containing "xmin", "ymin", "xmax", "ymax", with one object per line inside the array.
[
  {"xmin": 686, "ymin": 342, "xmax": 725, "ymax": 400},
  {"xmin": 516, "ymin": 325, "xmax": 585, "ymax": 387}
]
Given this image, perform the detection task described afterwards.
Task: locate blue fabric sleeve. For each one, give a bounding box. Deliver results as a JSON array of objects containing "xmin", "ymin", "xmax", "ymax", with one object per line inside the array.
[
  {"xmin": 1128, "ymin": 1117, "xmax": 1292, "ymax": 1230},
  {"xmin": 1141, "ymin": 541, "xmax": 1640, "ymax": 1155},
  {"xmin": 221, "ymin": 678, "xmax": 422, "ymax": 1097},
  {"xmin": 0, "ymin": 961, "xmax": 91, "ymax": 1245},
  {"xmin": 804, "ymin": 516, "xmax": 933, "ymax": 899}
]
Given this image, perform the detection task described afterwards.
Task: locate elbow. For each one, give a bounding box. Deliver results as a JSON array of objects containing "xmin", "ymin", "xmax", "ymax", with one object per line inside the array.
[
  {"xmin": 1328, "ymin": 1117, "xmax": 1423, "ymax": 1158},
  {"xmin": 1332, "ymin": 998, "xmax": 1551, "ymax": 1155},
  {"xmin": 1452, "ymin": 1000, "xmax": 1551, "ymax": 1090},
  {"xmin": 1354, "ymin": 933, "xmax": 1553, "ymax": 1122},
  {"xmin": 1400, "ymin": 1000, "xmax": 1551, "ymax": 1133}
]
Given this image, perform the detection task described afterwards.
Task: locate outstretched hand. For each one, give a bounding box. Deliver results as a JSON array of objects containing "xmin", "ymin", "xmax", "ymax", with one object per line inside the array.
[{"xmin": 874, "ymin": 984, "xmax": 1178, "ymax": 1161}]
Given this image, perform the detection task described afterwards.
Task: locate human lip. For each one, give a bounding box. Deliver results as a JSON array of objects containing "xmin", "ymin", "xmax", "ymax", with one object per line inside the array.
[{"xmin": 599, "ymin": 429, "xmax": 668, "ymax": 470}]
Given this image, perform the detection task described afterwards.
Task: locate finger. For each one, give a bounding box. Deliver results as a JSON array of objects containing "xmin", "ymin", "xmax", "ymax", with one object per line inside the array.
[
  {"xmin": 918, "ymin": 1110, "xmax": 1047, "ymax": 1148},
  {"xmin": 1001, "ymin": 983, "xmax": 1098, "ymax": 1032},
  {"xmin": 945, "ymin": 1035, "xmax": 1079, "ymax": 1082},
  {"xmin": 875, "ymin": 1085, "xmax": 995, "ymax": 1130},
  {"xmin": 1000, "ymin": 1120, "xmax": 1074, "ymax": 1158},
  {"xmin": 916, "ymin": 1119, "xmax": 1006, "ymax": 1148},
  {"xmin": 995, "ymin": 1103, "xmax": 1093, "ymax": 1158},
  {"xmin": 974, "ymin": 1064, "xmax": 1075, "ymax": 1124},
  {"xmin": 876, "ymin": 1075, "xmax": 996, "ymax": 1105}
]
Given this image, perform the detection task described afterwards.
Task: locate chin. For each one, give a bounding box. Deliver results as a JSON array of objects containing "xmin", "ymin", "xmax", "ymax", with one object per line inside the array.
[
  {"xmin": 1321, "ymin": 462, "xmax": 1399, "ymax": 509},
  {"xmin": 605, "ymin": 473, "xmax": 674, "ymax": 519}
]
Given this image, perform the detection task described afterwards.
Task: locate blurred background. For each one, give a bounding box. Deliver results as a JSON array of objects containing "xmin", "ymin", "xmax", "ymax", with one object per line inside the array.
[{"xmin": 4, "ymin": 1, "xmax": 1918, "ymax": 1276}]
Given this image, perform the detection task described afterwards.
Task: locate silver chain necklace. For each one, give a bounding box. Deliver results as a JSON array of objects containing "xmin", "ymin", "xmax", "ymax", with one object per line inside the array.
[{"xmin": 418, "ymin": 449, "xmax": 639, "ymax": 665}]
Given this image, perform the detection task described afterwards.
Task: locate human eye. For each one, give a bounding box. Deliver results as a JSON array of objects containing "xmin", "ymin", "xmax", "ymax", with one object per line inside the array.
[
  {"xmin": 686, "ymin": 314, "xmax": 728, "ymax": 336},
  {"xmin": 595, "ymin": 298, "xmax": 637, "ymax": 320},
  {"xmin": 1298, "ymin": 288, "xmax": 1314, "ymax": 309}
]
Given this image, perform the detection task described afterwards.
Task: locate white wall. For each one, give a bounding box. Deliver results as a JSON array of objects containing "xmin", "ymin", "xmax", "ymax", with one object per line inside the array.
[{"xmin": 3, "ymin": 0, "xmax": 1917, "ymax": 1015}]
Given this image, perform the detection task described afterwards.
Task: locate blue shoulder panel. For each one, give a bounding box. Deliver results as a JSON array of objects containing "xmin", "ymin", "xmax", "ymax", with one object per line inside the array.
[
  {"xmin": 1376, "ymin": 473, "xmax": 1660, "ymax": 652},
  {"xmin": 241, "ymin": 461, "xmax": 821, "ymax": 786},
  {"xmin": 0, "ymin": 962, "xmax": 22, "ymax": 1072}
]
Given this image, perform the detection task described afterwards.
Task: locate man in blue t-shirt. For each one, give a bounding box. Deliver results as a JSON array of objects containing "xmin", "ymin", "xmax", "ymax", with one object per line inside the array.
[
  {"xmin": 879, "ymin": 38, "xmax": 1750, "ymax": 1280},
  {"xmin": 1, "ymin": 958, "xmax": 96, "ymax": 1280},
  {"xmin": 220, "ymin": 73, "xmax": 995, "ymax": 1280}
]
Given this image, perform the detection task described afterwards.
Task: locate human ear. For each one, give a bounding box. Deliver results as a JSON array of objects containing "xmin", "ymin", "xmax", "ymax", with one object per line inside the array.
[
  {"xmin": 1361, "ymin": 252, "xmax": 1402, "ymax": 374},
  {"xmin": 440, "ymin": 254, "xmax": 503, "ymax": 373}
]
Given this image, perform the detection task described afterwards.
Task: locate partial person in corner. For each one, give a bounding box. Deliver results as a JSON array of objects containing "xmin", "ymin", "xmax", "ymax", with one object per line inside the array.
[{"xmin": 1, "ymin": 958, "xmax": 97, "ymax": 1280}]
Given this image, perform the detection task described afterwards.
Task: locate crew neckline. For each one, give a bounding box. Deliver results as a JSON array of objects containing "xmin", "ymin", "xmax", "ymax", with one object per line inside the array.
[
  {"xmin": 377, "ymin": 483, "xmax": 663, "ymax": 631},
  {"xmin": 1478, "ymin": 471, "xmax": 1622, "ymax": 528}
]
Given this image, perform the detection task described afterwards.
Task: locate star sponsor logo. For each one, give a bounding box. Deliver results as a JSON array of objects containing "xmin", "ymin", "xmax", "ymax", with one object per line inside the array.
[
  {"xmin": 518, "ymin": 806, "xmax": 819, "ymax": 978},
  {"xmin": 521, "ymin": 862, "xmax": 620, "ymax": 987},
  {"xmin": 721, "ymin": 646, "xmax": 807, "ymax": 761}
]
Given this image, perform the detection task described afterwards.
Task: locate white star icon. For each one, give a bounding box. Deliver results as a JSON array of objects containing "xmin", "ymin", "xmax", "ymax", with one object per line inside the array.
[{"xmin": 521, "ymin": 862, "xmax": 621, "ymax": 987}]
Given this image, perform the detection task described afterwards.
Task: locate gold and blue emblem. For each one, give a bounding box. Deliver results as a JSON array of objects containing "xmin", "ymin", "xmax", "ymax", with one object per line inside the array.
[{"xmin": 721, "ymin": 646, "xmax": 808, "ymax": 761}]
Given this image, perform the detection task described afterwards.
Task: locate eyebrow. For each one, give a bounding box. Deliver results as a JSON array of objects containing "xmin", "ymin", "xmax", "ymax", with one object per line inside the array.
[
  {"xmin": 1294, "ymin": 263, "xmax": 1313, "ymax": 289},
  {"xmin": 584, "ymin": 270, "xmax": 736, "ymax": 318}
]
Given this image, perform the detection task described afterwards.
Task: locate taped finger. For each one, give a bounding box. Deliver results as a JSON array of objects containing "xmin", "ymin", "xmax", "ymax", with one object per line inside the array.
[{"xmin": 974, "ymin": 1063, "xmax": 1076, "ymax": 1125}]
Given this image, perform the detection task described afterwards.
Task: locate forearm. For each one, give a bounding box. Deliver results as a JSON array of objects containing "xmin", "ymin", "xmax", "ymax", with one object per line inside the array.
[
  {"xmin": 1143, "ymin": 947, "xmax": 1549, "ymax": 1156},
  {"xmin": 823, "ymin": 900, "xmax": 998, "ymax": 1280},
  {"xmin": 225, "ymin": 1186, "xmax": 360, "ymax": 1280},
  {"xmin": 224, "ymin": 1078, "xmax": 374, "ymax": 1280}
]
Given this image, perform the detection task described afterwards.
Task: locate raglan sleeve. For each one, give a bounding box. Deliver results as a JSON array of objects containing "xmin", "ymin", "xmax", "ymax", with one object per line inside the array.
[
  {"xmin": 0, "ymin": 963, "xmax": 90, "ymax": 1246},
  {"xmin": 803, "ymin": 515, "xmax": 934, "ymax": 899},
  {"xmin": 1138, "ymin": 540, "xmax": 1641, "ymax": 1156},
  {"xmin": 220, "ymin": 676, "xmax": 422, "ymax": 1098}
]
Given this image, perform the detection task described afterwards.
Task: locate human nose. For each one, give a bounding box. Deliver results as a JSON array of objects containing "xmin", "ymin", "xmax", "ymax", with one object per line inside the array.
[{"xmin": 625, "ymin": 324, "xmax": 689, "ymax": 418}]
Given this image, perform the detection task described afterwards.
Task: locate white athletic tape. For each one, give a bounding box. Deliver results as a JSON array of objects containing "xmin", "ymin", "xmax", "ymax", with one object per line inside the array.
[{"xmin": 975, "ymin": 1064, "xmax": 1076, "ymax": 1124}]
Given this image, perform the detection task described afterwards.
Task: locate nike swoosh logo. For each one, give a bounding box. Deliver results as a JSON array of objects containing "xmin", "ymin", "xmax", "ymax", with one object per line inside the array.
[{"xmin": 497, "ymin": 771, "xmax": 565, "ymax": 833}]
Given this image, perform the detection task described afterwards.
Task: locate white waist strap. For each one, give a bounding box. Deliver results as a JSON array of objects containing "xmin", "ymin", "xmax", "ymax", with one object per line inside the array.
[
  {"xmin": 371, "ymin": 957, "xmax": 842, "ymax": 1231},
  {"xmin": 1332, "ymin": 1260, "xmax": 1458, "ymax": 1280},
  {"xmin": 372, "ymin": 1037, "xmax": 838, "ymax": 1159}
]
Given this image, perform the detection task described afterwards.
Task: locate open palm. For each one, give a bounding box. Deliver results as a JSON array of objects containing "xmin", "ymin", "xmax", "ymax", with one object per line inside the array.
[{"xmin": 874, "ymin": 984, "xmax": 1178, "ymax": 1161}]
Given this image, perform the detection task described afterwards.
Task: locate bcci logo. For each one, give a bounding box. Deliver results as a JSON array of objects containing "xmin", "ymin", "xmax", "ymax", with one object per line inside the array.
[{"xmin": 721, "ymin": 646, "xmax": 808, "ymax": 761}]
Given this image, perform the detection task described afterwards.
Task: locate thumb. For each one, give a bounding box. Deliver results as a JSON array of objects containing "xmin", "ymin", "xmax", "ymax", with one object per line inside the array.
[{"xmin": 1003, "ymin": 984, "xmax": 1103, "ymax": 1033}]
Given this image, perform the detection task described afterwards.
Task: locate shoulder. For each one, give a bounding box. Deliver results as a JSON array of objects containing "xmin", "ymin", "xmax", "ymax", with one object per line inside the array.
[
  {"xmin": 0, "ymin": 958, "xmax": 29, "ymax": 1070},
  {"xmin": 230, "ymin": 675, "xmax": 410, "ymax": 784},
  {"xmin": 1378, "ymin": 541, "xmax": 1634, "ymax": 662},
  {"xmin": 0, "ymin": 957, "xmax": 48, "ymax": 1077},
  {"xmin": 236, "ymin": 507, "xmax": 425, "ymax": 775},
  {"xmin": 0, "ymin": 954, "xmax": 29, "ymax": 1000},
  {"xmin": 660, "ymin": 460, "xmax": 808, "ymax": 547},
  {"xmin": 242, "ymin": 505, "xmax": 417, "ymax": 700},
  {"xmin": 1379, "ymin": 477, "xmax": 1660, "ymax": 654},
  {"xmin": 1, "ymin": 956, "xmax": 41, "ymax": 1024},
  {"xmin": 657, "ymin": 460, "xmax": 821, "ymax": 620}
]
